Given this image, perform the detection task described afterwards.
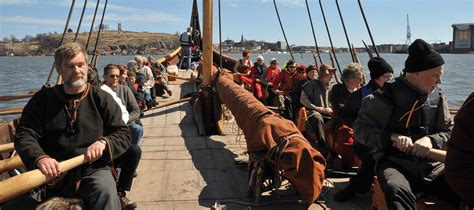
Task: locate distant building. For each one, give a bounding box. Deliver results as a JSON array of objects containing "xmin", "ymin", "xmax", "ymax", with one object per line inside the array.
[
  {"xmin": 276, "ymin": 41, "xmax": 287, "ymax": 51},
  {"xmin": 452, "ymin": 23, "xmax": 474, "ymax": 53},
  {"xmin": 118, "ymin": 23, "xmax": 122, "ymax": 32}
]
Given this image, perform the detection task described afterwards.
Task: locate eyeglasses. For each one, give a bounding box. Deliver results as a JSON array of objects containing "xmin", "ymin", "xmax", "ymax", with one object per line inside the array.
[
  {"xmin": 298, "ymin": 71, "xmax": 305, "ymax": 74},
  {"xmin": 109, "ymin": 75, "xmax": 120, "ymax": 78},
  {"xmin": 289, "ymin": 66, "xmax": 297, "ymax": 69}
]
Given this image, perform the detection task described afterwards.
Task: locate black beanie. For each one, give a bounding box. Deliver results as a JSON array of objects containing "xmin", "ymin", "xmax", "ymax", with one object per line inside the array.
[
  {"xmin": 368, "ymin": 57, "xmax": 393, "ymax": 79},
  {"xmin": 404, "ymin": 39, "xmax": 445, "ymax": 73}
]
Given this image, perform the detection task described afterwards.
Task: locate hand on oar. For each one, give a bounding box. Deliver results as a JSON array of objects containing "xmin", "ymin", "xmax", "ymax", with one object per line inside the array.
[
  {"xmin": 86, "ymin": 140, "xmax": 106, "ymax": 163},
  {"xmin": 36, "ymin": 157, "xmax": 61, "ymax": 178}
]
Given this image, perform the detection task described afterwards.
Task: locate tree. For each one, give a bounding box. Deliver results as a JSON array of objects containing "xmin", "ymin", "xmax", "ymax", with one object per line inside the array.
[
  {"xmin": 10, "ymin": 34, "xmax": 19, "ymax": 43},
  {"xmin": 2, "ymin": 37, "xmax": 11, "ymax": 43},
  {"xmin": 22, "ymin": 35, "xmax": 33, "ymax": 42}
]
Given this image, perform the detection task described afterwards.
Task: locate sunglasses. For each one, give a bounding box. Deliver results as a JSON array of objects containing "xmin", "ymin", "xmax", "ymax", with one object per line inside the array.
[
  {"xmin": 109, "ymin": 74, "xmax": 120, "ymax": 78},
  {"xmin": 289, "ymin": 66, "xmax": 297, "ymax": 69}
]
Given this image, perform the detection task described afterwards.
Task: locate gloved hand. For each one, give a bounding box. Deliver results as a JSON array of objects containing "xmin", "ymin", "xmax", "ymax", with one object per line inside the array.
[
  {"xmin": 411, "ymin": 136, "xmax": 432, "ymax": 158},
  {"xmin": 391, "ymin": 133, "xmax": 413, "ymax": 153}
]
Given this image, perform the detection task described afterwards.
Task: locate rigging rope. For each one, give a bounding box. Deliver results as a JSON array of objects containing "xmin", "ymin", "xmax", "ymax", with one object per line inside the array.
[
  {"xmin": 90, "ymin": 0, "xmax": 108, "ymax": 68},
  {"xmin": 335, "ymin": 0, "xmax": 355, "ymax": 62},
  {"xmin": 318, "ymin": 0, "xmax": 342, "ymax": 83},
  {"xmin": 44, "ymin": 0, "xmax": 76, "ymax": 87},
  {"xmin": 358, "ymin": 0, "xmax": 380, "ymax": 57},
  {"xmin": 85, "ymin": 0, "xmax": 101, "ymax": 51},
  {"xmin": 304, "ymin": 0, "xmax": 323, "ymax": 65},
  {"xmin": 273, "ymin": 0, "xmax": 295, "ymax": 61},
  {"xmin": 74, "ymin": 0, "xmax": 88, "ymax": 42}
]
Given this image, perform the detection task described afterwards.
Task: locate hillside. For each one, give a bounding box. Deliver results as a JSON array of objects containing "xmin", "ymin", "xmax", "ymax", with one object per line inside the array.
[{"xmin": 0, "ymin": 31, "xmax": 180, "ymax": 56}]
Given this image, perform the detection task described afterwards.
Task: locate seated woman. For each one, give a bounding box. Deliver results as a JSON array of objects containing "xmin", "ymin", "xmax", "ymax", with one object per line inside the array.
[
  {"xmin": 234, "ymin": 49, "xmax": 253, "ymax": 88},
  {"xmin": 249, "ymin": 55, "xmax": 268, "ymax": 101},
  {"xmin": 300, "ymin": 64, "xmax": 336, "ymax": 156},
  {"xmin": 329, "ymin": 63, "xmax": 364, "ymax": 118}
]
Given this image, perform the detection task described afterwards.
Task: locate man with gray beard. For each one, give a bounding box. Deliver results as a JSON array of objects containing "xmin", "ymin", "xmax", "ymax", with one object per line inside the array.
[{"xmin": 14, "ymin": 42, "xmax": 130, "ymax": 209}]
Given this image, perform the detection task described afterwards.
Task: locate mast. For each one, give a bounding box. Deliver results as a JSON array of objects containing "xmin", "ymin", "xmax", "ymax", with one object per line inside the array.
[{"xmin": 202, "ymin": 0, "xmax": 213, "ymax": 85}]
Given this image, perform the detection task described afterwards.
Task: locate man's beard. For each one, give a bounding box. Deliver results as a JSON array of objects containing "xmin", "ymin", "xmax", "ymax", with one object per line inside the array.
[{"xmin": 65, "ymin": 77, "xmax": 87, "ymax": 88}]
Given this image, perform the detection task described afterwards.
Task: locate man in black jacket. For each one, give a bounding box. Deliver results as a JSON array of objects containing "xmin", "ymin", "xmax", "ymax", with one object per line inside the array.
[
  {"xmin": 353, "ymin": 39, "xmax": 458, "ymax": 209},
  {"xmin": 14, "ymin": 42, "xmax": 130, "ymax": 209}
]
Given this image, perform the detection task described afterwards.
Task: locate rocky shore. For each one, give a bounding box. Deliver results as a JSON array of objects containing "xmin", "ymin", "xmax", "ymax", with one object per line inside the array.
[{"xmin": 0, "ymin": 31, "xmax": 180, "ymax": 56}]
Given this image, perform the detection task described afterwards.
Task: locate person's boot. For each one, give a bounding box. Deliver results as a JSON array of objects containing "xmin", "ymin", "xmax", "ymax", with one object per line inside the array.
[
  {"xmin": 118, "ymin": 191, "xmax": 137, "ymax": 209},
  {"xmin": 334, "ymin": 184, "xmax": 357, "ymax": 202}
]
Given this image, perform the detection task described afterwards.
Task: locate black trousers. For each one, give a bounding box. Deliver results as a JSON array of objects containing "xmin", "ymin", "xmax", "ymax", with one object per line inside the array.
[
  {"xmin": 377, "ymin": 159, "xmax": 460, "ymax": 210},
  {"xmin": 116, "ymin": 144, "xmax": 142, "ymax": 192},
  {"xmin": 78, "ymin": 169, "xmax": 122, "ymax": 209},
  {"xmin": 347, "ymin": 142, "xmax": 375, "ymax": 193}
]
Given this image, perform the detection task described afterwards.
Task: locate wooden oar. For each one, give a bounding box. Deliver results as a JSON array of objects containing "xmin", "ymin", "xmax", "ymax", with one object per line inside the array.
[
  {"xmin": 0, "ymin": 156, "xmax": 23, "ymax": 174},
  {"xmin": 362, "ymin": 40, "xmax": 374, "ymax": 59},
  {"xmin": 0, "ymin": 107, "xmax": 23, "ymax": 116},
  {"xmin": 145, "ymin": 97, "xmax": 192, "ymax": 112},
  {"xmin": 0, "ymin": 92, "xmax": 35, "ymax": 102},
  {"xmin": 427, "ymin": 148, "xmax": 446, "ymax": 163},
  {"xmin": 167, "ymin": 75, "xmax": 202, "ymax": 83},
  {"xmin": 0, "ymin": 143, "xmax": 14, "ymax": 153},
  {"xmin": 0, "ymin": 154, "xmax": 87, "ymax": 203}
]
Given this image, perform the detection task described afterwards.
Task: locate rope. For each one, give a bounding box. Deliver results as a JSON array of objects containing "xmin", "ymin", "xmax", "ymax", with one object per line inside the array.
[
  {"xmin": 305, "ymin": 0, "xmax": 323, "ymax": 65},
  {"xmin": 90, "ymin": 0, "xmax": 108, "ymax": 68},
  {"xmin": 44, "ymin": 0, "xmax": 76, "ymax": 87},
  {"xmin": 358, "ymin": 0, "xmax": 380, "ymax": 57},
  {"xmin": 74, "ymin": 0, "xmax": 88, "ymax": 42},
  {"xmin": 85, "ymin": 0, "xmax": 101, "ymax": 51},
  {"xmin": 318, "ymin": 0, "xmax": 343, "ymax": 80},
  {"xmin": 335, "ymin": 0, "xmax": 355, "ymax": 62},
  {"xmin": 272, "ymin": 0, "xmax": 295, "ymax": 61}
]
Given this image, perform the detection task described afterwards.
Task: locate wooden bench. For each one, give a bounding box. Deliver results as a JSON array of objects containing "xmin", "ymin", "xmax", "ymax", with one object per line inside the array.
[{"xmin": 371, "ymin": 177, "xmax": 457, "ymax": 210}]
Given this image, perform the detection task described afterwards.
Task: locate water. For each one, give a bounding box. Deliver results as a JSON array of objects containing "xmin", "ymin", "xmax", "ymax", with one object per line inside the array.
[{"xmin": 0, "ymin": 53, "xmax": 472, "ymax": 121}]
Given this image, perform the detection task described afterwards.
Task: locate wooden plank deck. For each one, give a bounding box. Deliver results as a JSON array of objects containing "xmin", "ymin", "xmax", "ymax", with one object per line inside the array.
[{"xmin": 128, "ymin": 70, "xmax": 371, "ymax": 210}]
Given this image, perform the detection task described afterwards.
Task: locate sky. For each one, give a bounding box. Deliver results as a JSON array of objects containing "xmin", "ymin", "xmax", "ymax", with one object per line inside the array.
[{"xmin": 0, "ymin": 0, "xmax": 473, "ymax": 47}]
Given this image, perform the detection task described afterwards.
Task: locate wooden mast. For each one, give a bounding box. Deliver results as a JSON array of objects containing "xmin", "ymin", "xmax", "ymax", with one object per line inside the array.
[{"xmin": 202, "ymin": 0, "xmax": 213, "ymax": 85}]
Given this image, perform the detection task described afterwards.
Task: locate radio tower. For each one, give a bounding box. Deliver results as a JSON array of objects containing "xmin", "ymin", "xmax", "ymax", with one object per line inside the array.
[{"xmin": 405, "ymin": 14, "xmax": 412, "ymax": 50}]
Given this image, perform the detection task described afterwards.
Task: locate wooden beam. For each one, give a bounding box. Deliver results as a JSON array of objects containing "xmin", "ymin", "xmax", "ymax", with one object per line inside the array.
[{"xmin": 202, "ymin": 0, "xmax": 213, "ymax": 85}]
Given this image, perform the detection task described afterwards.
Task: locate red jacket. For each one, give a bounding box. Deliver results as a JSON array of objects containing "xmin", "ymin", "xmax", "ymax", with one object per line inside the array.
[
  {"xmin": 266, "ymin": 66, "xmax": 280, "ymax": 82},
  {"xmin": 273, "ymin": 70, "xmax": 295, "ymax": 94}
]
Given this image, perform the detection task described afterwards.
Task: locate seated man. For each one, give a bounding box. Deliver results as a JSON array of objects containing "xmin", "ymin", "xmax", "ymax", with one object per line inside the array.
[
  {"xmin": 14, "ymin": 43, "xmax": 130, "ymax": 209},
  {"xmin": 102, "ymin": 64, "xmax": 143, "ymax": 209},
  {"xmin": 353, "ymin": 39, "xmax": 459, "ymax": 209},
  {"xmin": 300, "ymin": 64, "xmax": 336, "ymax": 156},
  {"xmin": 334, "ymin": 57, "xmax": 393, "ymax": 201}
]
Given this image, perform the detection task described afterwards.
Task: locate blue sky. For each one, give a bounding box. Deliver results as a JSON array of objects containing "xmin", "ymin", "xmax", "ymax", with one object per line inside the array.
[{"xmin": 0, "ymin": 0, "xmax": 473, "ymax": 47}]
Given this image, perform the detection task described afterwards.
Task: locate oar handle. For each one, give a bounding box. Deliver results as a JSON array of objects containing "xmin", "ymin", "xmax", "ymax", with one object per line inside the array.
[
  {"xmin": 0, "ymin": 143, "xmax": 14, "ymax": 153},
  {"xmin": 0, "ymin": 154, "xmax": 87, "ymax": 203}
]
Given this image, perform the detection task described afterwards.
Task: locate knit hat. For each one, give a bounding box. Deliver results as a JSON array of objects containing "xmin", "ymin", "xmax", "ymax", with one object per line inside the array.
[
  {"xmin": 404, "ymin": 39, "xmax": 445, "ymax": 73},
  {"xmin": 257, "ymin": 55, "xmax": 264, "ymax": 61},
  {"xmin": 368, "ymin": 57, "xmax": 393, "ymax": 79}
]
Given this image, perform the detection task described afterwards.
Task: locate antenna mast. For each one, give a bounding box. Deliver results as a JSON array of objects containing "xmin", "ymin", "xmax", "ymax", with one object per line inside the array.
[{"xmin": 405, "ymin": 14, "xmax": 412, "ymax": 50}]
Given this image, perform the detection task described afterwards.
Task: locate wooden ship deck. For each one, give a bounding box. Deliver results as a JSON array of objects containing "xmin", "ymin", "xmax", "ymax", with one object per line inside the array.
[{"xmin": 127, "ymin": 70, "xmax": 371, "ymax": 210}]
